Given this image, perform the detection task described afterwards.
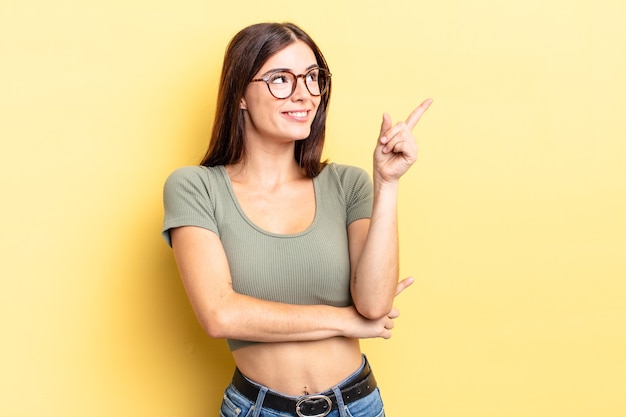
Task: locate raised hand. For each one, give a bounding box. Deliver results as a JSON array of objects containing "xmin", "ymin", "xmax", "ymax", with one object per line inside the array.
[{"xmin": 374, "ymin": 98, "xmax": 433, "ymax": 183}]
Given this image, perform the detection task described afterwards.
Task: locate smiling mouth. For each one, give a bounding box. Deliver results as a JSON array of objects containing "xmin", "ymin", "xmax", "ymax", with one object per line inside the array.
[{"xmin": 285, "ymin": 111, "xmax": 308, "ymax": 117}]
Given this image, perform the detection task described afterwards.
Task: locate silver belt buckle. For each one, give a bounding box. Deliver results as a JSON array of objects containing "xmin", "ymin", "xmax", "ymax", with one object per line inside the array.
[{"xmin": 295, "ymin": 394, "xmax": 332, "ymax": 417}]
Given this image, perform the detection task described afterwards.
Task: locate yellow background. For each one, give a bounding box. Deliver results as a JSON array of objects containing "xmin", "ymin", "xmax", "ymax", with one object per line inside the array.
[{"xmin": 1, "ymin": 0, "xmax": 625, "ymax": 416}]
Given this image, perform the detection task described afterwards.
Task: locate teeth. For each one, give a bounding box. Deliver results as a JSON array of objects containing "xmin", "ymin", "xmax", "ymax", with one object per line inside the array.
[{"xmin": 288, "ymin": 111, "xmax": 307, "ymax": 117}]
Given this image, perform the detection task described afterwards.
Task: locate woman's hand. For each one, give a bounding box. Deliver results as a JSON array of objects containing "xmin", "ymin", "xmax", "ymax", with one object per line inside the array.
[
  {"xmin": 374, "ymin": 98, "xmax": 433, "ymax": 183},
  {"xmin": 341, "ymin": 305, "xmax": 398, "ymax": 340}
]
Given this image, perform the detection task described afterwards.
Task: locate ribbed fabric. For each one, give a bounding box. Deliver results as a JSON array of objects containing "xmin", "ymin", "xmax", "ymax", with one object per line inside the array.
[{"xmin": 162, "ymin": 163, "xmax": 373, "ymax": 350}]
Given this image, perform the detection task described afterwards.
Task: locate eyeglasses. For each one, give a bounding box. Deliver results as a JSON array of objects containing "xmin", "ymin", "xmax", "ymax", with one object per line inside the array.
[{"xmin": 251, "ymin": 67, "xmax": 331, "ymax": 99}]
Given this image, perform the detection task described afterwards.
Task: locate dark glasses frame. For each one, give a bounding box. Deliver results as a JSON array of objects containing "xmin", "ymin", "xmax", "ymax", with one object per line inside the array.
[{"xmin": 250, "ymin": 67, "xmax": 331, "ymax": 99}]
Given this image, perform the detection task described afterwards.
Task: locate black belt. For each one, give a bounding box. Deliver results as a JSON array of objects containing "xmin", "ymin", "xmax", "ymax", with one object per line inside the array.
[{"xmin": 231, "ymin": 360, "xmax": 377, "ymax": 417}]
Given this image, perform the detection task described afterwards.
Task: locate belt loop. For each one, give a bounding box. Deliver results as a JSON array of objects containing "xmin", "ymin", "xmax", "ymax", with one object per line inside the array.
[
  {"xmin": 251, "ymin": 386, "xmax": 268, "ymax": 417},
  {"xmin": 331, "ymin": 385, "xmax": 348, "ymax": 417}
]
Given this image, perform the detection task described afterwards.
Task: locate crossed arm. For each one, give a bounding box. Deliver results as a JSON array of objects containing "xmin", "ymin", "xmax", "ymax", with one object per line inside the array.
[{"xmin": 171, "ymin": 225, "xmax": 398, "ymax": 342}]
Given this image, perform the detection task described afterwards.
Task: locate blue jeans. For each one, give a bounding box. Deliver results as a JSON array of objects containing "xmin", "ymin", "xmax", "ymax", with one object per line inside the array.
[{"xmin": 219, "ymin": 357, "xmax": 385, "ymax": 417}]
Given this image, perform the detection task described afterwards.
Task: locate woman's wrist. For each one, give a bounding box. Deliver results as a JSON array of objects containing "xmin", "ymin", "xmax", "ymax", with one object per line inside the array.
[{"xmin": 373, "ymin": 174, "xmax": 400, "ymax": 193}]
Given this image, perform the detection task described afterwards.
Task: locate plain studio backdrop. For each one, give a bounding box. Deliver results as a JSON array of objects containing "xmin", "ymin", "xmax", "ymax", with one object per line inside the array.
[{"xmin": 1, "ymin": 0, "xmax": 625, "ymax": 416}]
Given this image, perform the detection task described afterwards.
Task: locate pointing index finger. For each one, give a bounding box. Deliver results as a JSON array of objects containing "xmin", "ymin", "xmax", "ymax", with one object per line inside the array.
[{"xmin": 405, "ymin": 98, "xmax": 433, "ymax": 130}]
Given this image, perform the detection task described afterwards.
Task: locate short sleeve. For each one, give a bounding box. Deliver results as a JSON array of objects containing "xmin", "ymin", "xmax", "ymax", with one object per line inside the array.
[
  {"xmin": 334, "ymin": 165, "xmax": 373, "ymax": 225},
  {"xmin": 161, "ymin": 166, "xmax": 219, "ymax": 247}
]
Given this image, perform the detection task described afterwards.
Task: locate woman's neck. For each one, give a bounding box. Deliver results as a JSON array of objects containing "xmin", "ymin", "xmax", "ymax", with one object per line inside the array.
[{"xmin": 227, "ymin": 148, "xmax": 305, "ymax": 187}]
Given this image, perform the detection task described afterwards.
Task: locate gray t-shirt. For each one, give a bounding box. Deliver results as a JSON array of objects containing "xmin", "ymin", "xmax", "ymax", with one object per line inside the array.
[{"xmin": 162, "ymin": 163, "xmax": 373, "ymax": 350}]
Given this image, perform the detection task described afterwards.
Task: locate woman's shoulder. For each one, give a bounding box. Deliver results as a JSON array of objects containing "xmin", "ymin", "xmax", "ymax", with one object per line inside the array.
[
  {"xmin": 161, "ymin": 165, "xmax": 224, "ymax": 245},
  {"xmin": 322, "ymin": 162, "xmax": 371, "ymax": 185},
  {"xmin": 164, "ymin": 165, "xmax": 223, "ymax": 187},
  {"xmin": 319, "ymin": 163, "xmax": 372, "ymax": 215}
]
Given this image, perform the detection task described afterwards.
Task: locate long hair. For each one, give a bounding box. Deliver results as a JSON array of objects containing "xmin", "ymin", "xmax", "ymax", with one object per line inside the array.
[{"xmin": 200, "ymin": 22, "xmax": 331, "ymax": 177}]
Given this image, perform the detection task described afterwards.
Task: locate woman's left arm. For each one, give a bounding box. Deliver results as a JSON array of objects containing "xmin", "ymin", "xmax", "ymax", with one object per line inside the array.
[{"xmin": 349, "ymin": 99, "xmax": 432, "ymax": 320}]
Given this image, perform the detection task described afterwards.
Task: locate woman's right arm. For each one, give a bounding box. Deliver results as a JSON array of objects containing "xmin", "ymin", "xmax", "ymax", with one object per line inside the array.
[{"xmin": 170, "ymin": 225, "xmax": 400, "ymax": 343}]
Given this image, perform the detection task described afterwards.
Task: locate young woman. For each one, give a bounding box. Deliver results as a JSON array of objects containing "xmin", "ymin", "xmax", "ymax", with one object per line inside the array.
[{"xmin": 162, "ymin": 22, "xmax": 431, "ymax": 417}]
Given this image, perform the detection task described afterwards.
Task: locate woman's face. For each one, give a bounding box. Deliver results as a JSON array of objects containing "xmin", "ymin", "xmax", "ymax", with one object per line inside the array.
[{"xmin": 240, "ymin": 41, "xmax": 321, "ymax": 145}]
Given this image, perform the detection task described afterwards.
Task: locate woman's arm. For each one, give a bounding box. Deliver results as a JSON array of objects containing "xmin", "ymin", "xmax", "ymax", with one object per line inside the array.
[
  {"xmin": 171, "ymin": 225, "xmax": 400, "ymax": 342},
  {"xmin": 349, "ymin": 99, "xmax": 432, "ymax": 319}
]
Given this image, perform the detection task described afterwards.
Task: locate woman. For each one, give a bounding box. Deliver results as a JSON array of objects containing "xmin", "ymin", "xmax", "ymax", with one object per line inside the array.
[{"xmin": 162, "ymin": 22, "xmax": 431, "ymax": 417}]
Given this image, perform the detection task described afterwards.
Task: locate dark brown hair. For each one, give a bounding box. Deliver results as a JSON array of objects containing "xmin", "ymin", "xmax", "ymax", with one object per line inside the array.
[{"xmin": 200, "ymin": 22, "xmax": 331, "ymax": 177}]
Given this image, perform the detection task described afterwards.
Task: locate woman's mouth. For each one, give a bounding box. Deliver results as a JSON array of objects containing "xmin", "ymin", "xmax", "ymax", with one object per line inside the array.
[{"xmin": 285, "ymin": 111, "xmax": 308, "ymax": 118}]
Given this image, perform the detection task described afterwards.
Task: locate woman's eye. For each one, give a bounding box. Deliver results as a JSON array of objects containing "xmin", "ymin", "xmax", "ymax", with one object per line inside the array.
[
  {"xmin": 269, "ymin": 73, "xmax": 291, "ymax": 84},
  {"xmin": 306, "ymin": 71, "xmax": 319, "ymax": 83}
]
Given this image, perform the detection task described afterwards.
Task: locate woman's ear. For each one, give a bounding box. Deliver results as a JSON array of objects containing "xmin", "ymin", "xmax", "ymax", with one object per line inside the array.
[{"xmin": 240, "ymin": 97, "xmax": 247, "ymax": 110}]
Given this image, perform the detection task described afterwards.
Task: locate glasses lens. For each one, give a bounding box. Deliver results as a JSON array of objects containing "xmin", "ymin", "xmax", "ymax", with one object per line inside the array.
[
  {"xmin": 267, "ymin": 72, "xmax": 296, "ymax": 99},
  {"xmin": 305, "ymin": 68, "xmax": 329, "ymax": 96},
  {"xmin": 305, "ymin": 69, "xmax": 320, "ymax": 96}
]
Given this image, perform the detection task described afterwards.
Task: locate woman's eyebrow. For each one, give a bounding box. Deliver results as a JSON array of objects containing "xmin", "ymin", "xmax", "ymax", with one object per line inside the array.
[{"xmin": 259, "ymin": 64, "xmax": 320, "ymax": 76}]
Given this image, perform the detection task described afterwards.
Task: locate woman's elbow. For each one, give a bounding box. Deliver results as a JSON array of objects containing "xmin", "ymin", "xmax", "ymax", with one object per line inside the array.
[
  {"xmin": 198, "ymin": 309, "xmax": 231, "ymax": 339},
  {"xmin": 354, "ymin": 301, "xmax": 393, "ymax": 320}
]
